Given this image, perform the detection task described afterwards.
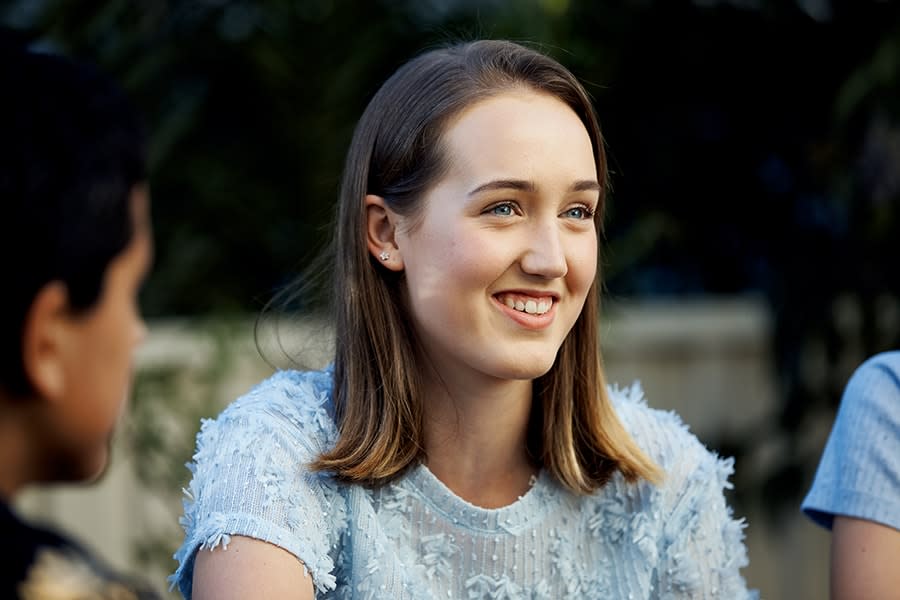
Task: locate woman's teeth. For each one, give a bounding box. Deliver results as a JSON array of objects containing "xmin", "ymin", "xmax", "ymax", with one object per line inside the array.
[{"xmin": 502, "ymin": 296, "xmax": 552, "ymax": 315}]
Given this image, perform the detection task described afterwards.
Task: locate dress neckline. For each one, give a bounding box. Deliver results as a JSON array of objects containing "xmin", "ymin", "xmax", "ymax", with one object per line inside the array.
[{"xmin": 402, "ymin": 463, "xmax": 557, "ymax": 535}]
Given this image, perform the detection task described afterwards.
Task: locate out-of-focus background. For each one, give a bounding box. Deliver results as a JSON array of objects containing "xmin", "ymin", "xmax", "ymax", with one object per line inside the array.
[{"xmin": 4, "ymin": 1, "xmax": 899, "ymax": 598}]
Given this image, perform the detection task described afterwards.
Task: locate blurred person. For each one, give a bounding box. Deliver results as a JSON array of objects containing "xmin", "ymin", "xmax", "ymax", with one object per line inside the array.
[
  {"xmin": 803, "ymin": 351, "xmax": 900, "ymax": 600},
  {"xmin": 0, "ymin": 44, "xmax": 159, "ymax": 599},
  {"xmin": 173, "ymin": 40, "xmax": 756, "ymax": 599}
]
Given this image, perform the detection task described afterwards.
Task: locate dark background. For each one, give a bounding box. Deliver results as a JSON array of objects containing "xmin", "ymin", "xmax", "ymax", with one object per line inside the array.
[{"xmin": 4, "ymin": 0, "xmax": 899, "ymax": 518}]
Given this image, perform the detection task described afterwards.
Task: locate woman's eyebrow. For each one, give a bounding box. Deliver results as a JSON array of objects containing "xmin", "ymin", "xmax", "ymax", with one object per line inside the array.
[
  {"xmin": 571, "ymin": 180, "xmax": 601, "ymax": 193},
  {"xmin": 468, "ymin": 179, "xmax": 536, "ymax": 196},
  {"xmin": 468, "ymin": 179, "xmax": 600, "ymax": 196}
]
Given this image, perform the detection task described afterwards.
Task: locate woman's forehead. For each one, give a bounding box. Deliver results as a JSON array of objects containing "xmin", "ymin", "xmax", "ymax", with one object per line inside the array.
[{"xmin": 437, "ymin": 91, "xmax": 596, "ymax": 186}]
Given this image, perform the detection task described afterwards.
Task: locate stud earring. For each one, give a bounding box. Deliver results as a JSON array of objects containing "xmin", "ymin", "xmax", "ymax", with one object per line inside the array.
[{"xmin": 379, "ymin": 250, "xmax": 390, "ymax": 261}]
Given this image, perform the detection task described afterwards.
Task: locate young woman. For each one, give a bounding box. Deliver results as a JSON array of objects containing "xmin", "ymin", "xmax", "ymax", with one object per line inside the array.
[{"xmin": 173, "ymin": 40, "xmax": 755, "ymax": 599}]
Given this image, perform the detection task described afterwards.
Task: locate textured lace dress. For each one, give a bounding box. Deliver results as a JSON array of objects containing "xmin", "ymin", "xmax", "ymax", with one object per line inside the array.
[{"xmin": 172, "ymin": 367, "xmax": 756, "ymax": 599}]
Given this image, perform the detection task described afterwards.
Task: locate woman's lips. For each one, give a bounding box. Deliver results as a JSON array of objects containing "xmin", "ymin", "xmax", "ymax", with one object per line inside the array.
[{"xmin": 493, "ymin": 292, "xmax": 558, "ymax": 329}]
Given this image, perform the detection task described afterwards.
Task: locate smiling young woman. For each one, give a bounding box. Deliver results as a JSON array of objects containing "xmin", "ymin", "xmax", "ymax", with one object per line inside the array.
[{"xmin": 174, "ymin": 40, "xmax": 757, "ymax": 599}]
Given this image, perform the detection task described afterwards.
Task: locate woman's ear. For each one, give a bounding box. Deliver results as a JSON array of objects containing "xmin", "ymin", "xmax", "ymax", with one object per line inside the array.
[
  {"xmin": 365, "ymin": 194, "xmax": 404, "ymax": 271},
  {"xmin": 21, "ymin": 282, "xmax": 72, "ymax": 402}
]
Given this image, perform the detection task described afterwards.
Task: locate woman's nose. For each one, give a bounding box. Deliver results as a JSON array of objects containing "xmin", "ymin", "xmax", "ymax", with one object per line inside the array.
[{"xmin": 520, "ymin": 221, "xmax": 568, "ymax": 279}]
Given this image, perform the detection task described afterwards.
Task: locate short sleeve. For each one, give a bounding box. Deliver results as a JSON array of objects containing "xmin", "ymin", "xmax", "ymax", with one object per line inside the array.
[
  {"xmin": 610, "ymin": 383, "xmax": 757, "ymax": 599},
  {"xmin": 802, "ymin": 352, "xmax": 900, "ymax": 531},
  {"xmin": 657, "ymin": 445, "xmax": 756, "ymax": 599},
  {"xmin": 170, "ymin": 371, "xmax": 343, "ymax": 599}
]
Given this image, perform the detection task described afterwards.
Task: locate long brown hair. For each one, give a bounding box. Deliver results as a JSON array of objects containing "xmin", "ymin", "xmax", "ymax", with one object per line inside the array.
[{"xmin": 310, "ymin": 40, "xmax": 661, "ymax": 492}]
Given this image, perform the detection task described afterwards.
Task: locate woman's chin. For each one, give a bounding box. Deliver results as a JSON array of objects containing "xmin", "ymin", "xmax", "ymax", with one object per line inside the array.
[{"xmin": 489, "ymin": 357, "xmax": 558, "ymax": 382}]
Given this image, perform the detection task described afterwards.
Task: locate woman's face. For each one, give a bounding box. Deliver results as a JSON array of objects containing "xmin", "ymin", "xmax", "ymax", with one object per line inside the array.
[{"xmin": 393, "ymin": 89, "xmax": 599, "ymax": 387}]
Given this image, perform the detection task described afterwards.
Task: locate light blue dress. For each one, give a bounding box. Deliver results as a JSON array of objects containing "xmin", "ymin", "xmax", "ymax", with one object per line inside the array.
[
  {"xmin": 803, "ymin": 351, "xmax": 900, "ymax": 531},
  {"xmin": 172, "ymin": 367, "xmax": 756, "ymax": 599}
]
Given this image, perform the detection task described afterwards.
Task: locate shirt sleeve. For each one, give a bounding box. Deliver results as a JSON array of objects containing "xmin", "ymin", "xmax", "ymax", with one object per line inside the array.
[
  {"xmin": 802, "ymin": 351, "xmax": 900, "ymax": 531},
  {"xmin": 170, "ymin": 373, "xmax": 342, "ymax": 599},
  {"xmin": 609, "ymin": 383, "xmax": 757, "ymax": 599},
  {"xmin": 657, "ymin": 446, "xmax": 757, "ymax": 600}
]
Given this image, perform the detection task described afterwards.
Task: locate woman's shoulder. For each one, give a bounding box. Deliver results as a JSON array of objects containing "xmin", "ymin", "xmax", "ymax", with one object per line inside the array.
[
  {"xmin": 605, "ymin": 381, "xmax": 741, "ymax": 510},
  {"xmin": 223, "ymin": 365, "xmax": 333, "ymax": 415},
  {"xmin": 607, "ymin": 382, "xmax": 710, "ymax": 470},
  {"xmin": 204, "ymin": 365, "xmax": 338, "ymax": 454},
  {"xmin": 603, "ymin": 383, "xmax": 745, "ymax": 545}
]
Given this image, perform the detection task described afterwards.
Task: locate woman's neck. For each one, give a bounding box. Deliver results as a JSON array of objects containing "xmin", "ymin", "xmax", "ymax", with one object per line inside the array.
[{"xmin": 420, "ymin": 374, "xmax": 537, "ymax": 508}]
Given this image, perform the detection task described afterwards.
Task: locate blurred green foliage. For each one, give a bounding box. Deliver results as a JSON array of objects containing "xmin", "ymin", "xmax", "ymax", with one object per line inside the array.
[{"xmin": 4, "ymin": 0, "xmax": 899, "ymax": 518}]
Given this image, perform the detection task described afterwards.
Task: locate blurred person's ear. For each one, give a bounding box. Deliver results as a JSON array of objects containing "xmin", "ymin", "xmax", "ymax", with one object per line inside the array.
[{"xmin": 21, "ymin": 282, "xmax": 72, "ymax": 401}]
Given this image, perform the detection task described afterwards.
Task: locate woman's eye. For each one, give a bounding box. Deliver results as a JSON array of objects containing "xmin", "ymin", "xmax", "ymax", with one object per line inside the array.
[
  {"xmin": 488, "ymin": 203, "xmax": 515, "ymax": 216},
  {"xmin": 563, "ymin": 206, "xmax": 593, "ymax": 219}
]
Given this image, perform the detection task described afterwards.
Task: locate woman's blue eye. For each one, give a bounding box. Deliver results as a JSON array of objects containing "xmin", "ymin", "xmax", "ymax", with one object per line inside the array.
[
  {"xmin": 564, "ymin": 206, "xmax": 592, "ymax": 219},
  {"xmin": 490, "ymin": 203, "xmax": 514, "ymax": 216}
]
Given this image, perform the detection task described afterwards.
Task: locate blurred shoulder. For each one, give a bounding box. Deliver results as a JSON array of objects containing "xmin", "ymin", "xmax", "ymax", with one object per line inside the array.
[
  {"xmin": 864, "ymin": 350, "xmax": 900, "ymax": 369},
  {"xmin": 837, "ymin": 350, "xmax": 900, "ymax": 425},
  {"xmin": 850, "ymin": 351, "xmax": 900, "ymax": 391}
]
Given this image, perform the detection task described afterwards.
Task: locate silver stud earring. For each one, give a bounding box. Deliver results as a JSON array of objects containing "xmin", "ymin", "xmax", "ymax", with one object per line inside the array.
[{"xmin": 379, "ymin": 250, "xmax": 390, "ymax": 261}]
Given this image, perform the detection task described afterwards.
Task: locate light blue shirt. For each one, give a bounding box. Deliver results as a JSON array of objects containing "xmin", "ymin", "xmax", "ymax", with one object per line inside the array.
[
  {"xmin": 172, "ymin": 367, "xmax": 756, "ymax": 599},
  {"xmin": 803, "ymin": 351, "xmax": 900, "ymax": 531}
]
